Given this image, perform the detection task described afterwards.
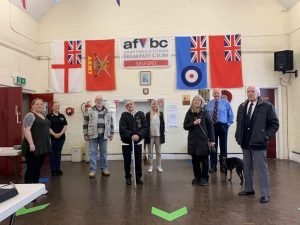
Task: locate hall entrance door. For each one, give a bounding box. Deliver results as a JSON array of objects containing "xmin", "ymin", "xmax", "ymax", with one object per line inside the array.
[
  {"xmin": 0, "ymin": 87, "xmax": 23, "ymax": 176},
  {"xmin": 0, "ymin": 87, "xmax": 53, "ymax": 176},
  {"xmin": 260, "ymin": 88, "xmax": 277, "ymax": 158}
]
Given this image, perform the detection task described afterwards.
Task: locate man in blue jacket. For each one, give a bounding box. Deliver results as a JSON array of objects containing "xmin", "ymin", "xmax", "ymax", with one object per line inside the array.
[{"xmin": 235, "ymin": 86, "xmax": 279, "ymax": 203}]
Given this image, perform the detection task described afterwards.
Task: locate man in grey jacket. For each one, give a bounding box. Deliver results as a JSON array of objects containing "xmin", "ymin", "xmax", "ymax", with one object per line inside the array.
[
  {"xmin": 83, "ymin": 95, "xmax": 114, "ymax": 178},
  {"xmin": 235, "ymin": 86, "xmax": 279, "ymax": 203}
]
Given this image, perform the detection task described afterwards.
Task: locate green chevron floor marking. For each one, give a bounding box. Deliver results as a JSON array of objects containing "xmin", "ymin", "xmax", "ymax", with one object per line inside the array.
[
  {"xmin": 16, "ymin": 203, "xmax": 50, "ymax": 216},
  {"xmin": 151, "ymin": 206, "xmax": 188, "ymax": 221}
]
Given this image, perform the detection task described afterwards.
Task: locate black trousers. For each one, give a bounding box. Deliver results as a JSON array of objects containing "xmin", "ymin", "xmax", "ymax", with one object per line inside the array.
[
  {"xmin": 191, "ymin": 155, "xmax": 209, "ymax": 181},
  {"xmin": 122, "ymin": 144, "xmax": 142, "ymax": 180},
  {"xmin": 24, "ymin": 152, "xmax": 46, "ymax": 183},
  {"xmin": 210, "ymin": 122, "xmax": 228, "ymax": 168},
  {"xmin": 50, "ymin": 138, "xmax": 65, "ymax": 171}
]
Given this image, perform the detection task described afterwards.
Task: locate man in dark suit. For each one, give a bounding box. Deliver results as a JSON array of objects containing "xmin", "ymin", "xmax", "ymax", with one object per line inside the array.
[{"xmin": 235, "ymin": 86, "xmax": 279, "ymax": 203}]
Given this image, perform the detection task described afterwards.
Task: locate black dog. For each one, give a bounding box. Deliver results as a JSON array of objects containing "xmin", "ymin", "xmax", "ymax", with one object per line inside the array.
[{"xmin": 219, "ymin": 155, "xmax": 244, "ymax": 185}]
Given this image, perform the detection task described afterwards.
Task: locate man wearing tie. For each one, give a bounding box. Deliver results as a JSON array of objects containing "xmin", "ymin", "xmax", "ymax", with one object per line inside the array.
[
  {"xmin": 206, "ymin": 88, "xmax": 234, "ymax": 173},
  {"xmin": 235, "ymin": 86, "xmax": 279, "ymax": 203}
]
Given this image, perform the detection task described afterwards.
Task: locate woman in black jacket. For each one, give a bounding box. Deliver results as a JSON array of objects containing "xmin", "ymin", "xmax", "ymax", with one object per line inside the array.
[
  {"xmin": 184, "ymin": 95, "xmax": 215, "ymax": 186},
  {"xmin": 145, "ymin": 99, "xmax": 165, "ymax": 173}
]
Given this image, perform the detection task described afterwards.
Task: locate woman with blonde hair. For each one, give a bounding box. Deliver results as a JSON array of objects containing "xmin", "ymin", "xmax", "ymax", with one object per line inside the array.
[
  {"xmin": 46, "ymin": 101, "xmax": 68, "ymax": 176},
  {"xmin": 145, "ymin": 99, "xmax": 165, "ymax": 173},
  {"xmin": 22, "ymin": 98, "xmax": 51, "ymax": 186},
  {"xmin": 183, "ymin": 95, "xmax": 215, "ymax": 186}
]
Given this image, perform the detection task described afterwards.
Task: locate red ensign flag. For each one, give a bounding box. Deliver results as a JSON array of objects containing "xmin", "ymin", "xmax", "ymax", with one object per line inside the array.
[
  {"xmin": 85, "ymin": 40, "xmax": 116, "ymax": 91},
  {"xmin": 209, "ymin": 35, "xmax": 243, "ymax": 88}
]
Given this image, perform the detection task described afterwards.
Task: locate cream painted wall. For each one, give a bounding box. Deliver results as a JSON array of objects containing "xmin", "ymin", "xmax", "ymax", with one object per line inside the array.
[
  {"xmin": 0, "ymin": 0, "xmax": 49, "ymax": 92},
  {"xmin": 287, "ymin": 1, "xmax": 300, "ymax": 153},
  {"xmin": 0, "ymin": 0, "xmax": 295, "ymax": 159}
]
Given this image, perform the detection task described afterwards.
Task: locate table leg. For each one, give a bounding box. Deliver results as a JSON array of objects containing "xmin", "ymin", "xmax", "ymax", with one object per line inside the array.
[
  {"xmin": 4, "ymin": 156, "xmax": 19, "ymax": 184},
  {"xmin": 8, "ymin": 213, "xmax": 16, "ymax": 225},
  {"xmin": 15, "ymin": 156, "xmax": 19, "ymax": 184}
]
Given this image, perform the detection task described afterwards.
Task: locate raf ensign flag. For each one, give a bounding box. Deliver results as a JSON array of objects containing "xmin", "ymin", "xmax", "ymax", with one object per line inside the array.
[
  {"xmin": 209, "ymin": 34, "xmax": 243, "ymax": 88},
  {"xmin": 85, "ymin": 40, "xmax": 116, "ymax": 91},
  {"xmin": 51, "ymin": 40, "xmax": 82, "ymax": 93},
  {"xmin": 176, "ymin": 36, "xmax": 208, "ymax": 89}
]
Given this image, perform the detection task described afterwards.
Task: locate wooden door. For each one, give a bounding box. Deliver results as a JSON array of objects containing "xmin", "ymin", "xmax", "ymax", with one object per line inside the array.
[
  {"xmin": 0, "ymin": 87, "xmax": 23, "ymax": 176},
  {"xmin": 260, "ymin": 88, "xmax": 277, "ymax": 158},
  {"xmin": 0, "ymin": 87, "xmax": 23, "ymax": 146}
]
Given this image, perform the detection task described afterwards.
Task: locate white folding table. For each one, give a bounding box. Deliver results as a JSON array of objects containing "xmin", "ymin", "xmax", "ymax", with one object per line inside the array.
[
  {"xmin": 0, "ymin": 147, "xmax": 22, "ymax": 183},
  {"xmin": 0, "ymin": 183, "xmax": 45, "ymax": 225}
]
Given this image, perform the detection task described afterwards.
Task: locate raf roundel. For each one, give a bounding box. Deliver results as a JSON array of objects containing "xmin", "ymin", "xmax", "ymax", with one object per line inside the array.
[{"xmin": 181, "ymin": 66, "xmax": 202, "ymax": 87}]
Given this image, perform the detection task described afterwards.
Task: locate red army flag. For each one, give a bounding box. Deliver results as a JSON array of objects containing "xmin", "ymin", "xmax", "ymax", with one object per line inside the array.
[
  {"xmin": 209, "ymin": 35, "xmax": 243, "ymax": 88},
  {"xmin": 85, "ymin": 40, "xmax": 116, "ymax": 91}
]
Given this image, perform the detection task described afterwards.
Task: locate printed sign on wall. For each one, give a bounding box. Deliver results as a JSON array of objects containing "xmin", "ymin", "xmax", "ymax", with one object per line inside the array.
[{"xmin": 119, "ymin": 37, "xmax": 172, "ymax": 68}]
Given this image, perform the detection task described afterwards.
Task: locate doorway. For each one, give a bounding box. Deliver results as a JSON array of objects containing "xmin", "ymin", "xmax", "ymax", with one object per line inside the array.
[
  {"xmin": 0, "ymin": 87, "xmax": 53, "ymax": 176},
  {"xmin": 259, "ymin": 88, "xmax": 277, "ymax": 158}
]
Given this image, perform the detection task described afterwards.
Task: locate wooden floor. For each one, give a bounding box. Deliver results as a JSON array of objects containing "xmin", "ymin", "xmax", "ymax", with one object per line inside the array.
[{"xmin": 1, "ymin": 159, "xmax": 300, "ymax": 225}]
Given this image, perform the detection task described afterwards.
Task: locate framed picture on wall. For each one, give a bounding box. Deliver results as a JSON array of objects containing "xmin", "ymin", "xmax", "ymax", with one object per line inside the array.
[
  {"xmin": 140, "ymin": 71, "xmax": 151, "ymax": 86},
  {"xmin": 182, "ymin": 95, "xmax": 190, "ymax": 105},
  {"xmin": 198, "ymin": 89, "xmax": 210, "ymax": 102}
]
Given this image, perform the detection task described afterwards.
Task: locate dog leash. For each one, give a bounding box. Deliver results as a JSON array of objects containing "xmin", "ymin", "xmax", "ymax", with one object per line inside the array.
[{"xmin": 198, "ymin": 121, "xmax": 216, "ymax": 153}]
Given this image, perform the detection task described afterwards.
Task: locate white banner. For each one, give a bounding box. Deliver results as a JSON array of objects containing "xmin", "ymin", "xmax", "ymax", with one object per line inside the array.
[
  {"xmin": 9, "ymin": 0, "xmax": 58, "ymax": 21},
  {"xmin": 119, "ymin": 37, "xmax": 172, "ymax": 68},
  {"xmin": 51, "ymin": 40, "xmax": 82, "ymax": 93}
]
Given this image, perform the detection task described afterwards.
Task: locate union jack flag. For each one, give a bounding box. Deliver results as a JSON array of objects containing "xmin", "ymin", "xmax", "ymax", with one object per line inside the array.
[
  {"xmin": 224, "ymin": 34, "xmax": 241, "ymax": 61},
  {"xmin": 68, "ymin": 41, "xmax": 82, "ymax": 65},
  {"xmin": 190, "ymin": 36, "xmax": 207, "ymax": 63}
]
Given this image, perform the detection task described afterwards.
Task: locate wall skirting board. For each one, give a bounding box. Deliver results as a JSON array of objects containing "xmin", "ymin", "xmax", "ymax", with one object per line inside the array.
[
  {"xmin": 61, "ymin": 153, "xmax": 244, "ymax": 162},
  {"xmin": 289, "ymin": 151, "xmax": 300, "ymax": 163}
]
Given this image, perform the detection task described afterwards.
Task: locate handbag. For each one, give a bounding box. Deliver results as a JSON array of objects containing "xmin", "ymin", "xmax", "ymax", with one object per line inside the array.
[
  {"xmin": 143, "ymin": 155, "xmax": 148, "ymax": 166},
  {"xmin": 0, "ymin": 183, "xmax": 19, "ymax": 203},
  {"xmin": 143, "ymin": 143, "xmax": 148, "ymax": 166}
]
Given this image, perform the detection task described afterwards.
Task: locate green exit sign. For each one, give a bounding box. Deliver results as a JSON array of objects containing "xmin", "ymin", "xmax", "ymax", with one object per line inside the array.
[{"xmin": 14, "ymin": 76, "xmax": 26, "ymax": 86}]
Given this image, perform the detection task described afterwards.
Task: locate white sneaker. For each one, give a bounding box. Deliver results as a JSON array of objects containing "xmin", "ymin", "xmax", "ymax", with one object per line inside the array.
[
  {"xmin": 148, "ymin": 166, "xmax": 153, "ymax": 173},
  {"xmin": 89, "ymin": 171, "xmax": 96, "ymax": 178},
  {"xmin": 157, "ymin": 166, "xmax": 163, "ymax": 173}
]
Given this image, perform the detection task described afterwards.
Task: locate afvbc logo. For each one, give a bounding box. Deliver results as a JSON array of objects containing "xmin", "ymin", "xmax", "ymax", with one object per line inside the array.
[{"xmin": 123, "ymin": 38, "xmax": 168, "ymax": 49}]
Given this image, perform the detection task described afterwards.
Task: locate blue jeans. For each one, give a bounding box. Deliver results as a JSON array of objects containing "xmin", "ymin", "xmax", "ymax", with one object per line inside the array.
[
  {"xmin": 50, "ymin": 138, "xmax": 65, "ymax": 171},
  {"xmin": 89, "ymin": 136, "xmax": 108, "ymax": 172}
]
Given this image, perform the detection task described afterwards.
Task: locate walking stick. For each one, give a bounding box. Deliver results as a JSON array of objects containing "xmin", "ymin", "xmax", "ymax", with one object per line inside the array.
[{"xmin": 132, "ymin": 140, "xmax": 137, "ymax": 188}]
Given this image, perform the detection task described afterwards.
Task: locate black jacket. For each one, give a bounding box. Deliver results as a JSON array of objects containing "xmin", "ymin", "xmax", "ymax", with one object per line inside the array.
[
  {"xmin": 144, "ymin": 111, "xmax": 165, "ymax": 144},
  {"xmin": 183, "ymin": 109, "xmax": 215, "ymax": 156},
  {"xmin": 119, "ymin": 111, "xmax": 147, "ymax": 144},
  {"xmin": 235, "ymin": 97, "xmax": 279, "ymax": 150}
]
